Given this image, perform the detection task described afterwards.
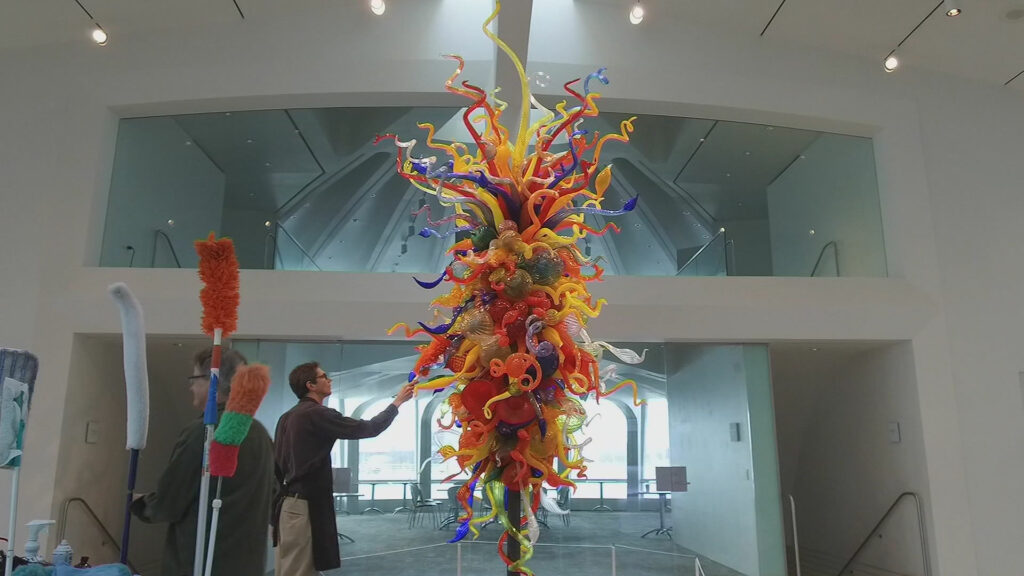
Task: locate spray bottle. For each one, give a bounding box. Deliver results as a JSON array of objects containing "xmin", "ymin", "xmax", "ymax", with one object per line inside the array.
[{"xmin": 22, "ymin": 520, "xmax": 55, "ymax": 563}]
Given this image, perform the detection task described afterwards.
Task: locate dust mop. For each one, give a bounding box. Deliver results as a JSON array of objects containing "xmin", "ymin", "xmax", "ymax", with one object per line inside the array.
[
  {"xmin": 0, "ymin": 348, "xmax": 38, "ymax": 576},
  {"xmin": 204, "ymin": 363, "xmax": 270, "ymax": 575},
  {"xmin": 192, "ymin": 234, "xmax": 240, "ymax": 576},
  {"xmin": 107, "ymin": 283, "xmax": 151, "ymax": 566}
]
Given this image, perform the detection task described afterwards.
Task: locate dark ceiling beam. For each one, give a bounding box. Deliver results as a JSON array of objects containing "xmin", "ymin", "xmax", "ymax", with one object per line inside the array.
[{"xmin": 760, "ymin": 0, "xmax": 789, "ymax": 37}]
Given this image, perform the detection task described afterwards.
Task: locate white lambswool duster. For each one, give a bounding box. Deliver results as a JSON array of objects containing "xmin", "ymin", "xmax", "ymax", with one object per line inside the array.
[{"xmin": 108, "ymin": 282, "xmax": 151, "ymax": 565}]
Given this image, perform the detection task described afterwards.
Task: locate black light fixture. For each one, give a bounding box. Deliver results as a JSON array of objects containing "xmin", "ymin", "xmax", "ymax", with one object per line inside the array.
[
  {"xmin": 74, "ymin": 0, "xmax": 108, "ymax": 46},
  {"xmin": 881, "ymin": 1, "xmax": 963, "ymax": 73}
]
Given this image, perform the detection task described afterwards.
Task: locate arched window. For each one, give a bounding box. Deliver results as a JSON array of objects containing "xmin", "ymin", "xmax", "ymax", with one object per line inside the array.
[
  {"xmin": 358, "ymin": 397, "xmax": 418, "ymax": 499},
  {"xmin": 576, "ymin": 398, "xmax": 628, "ymax": 498},
  {"xmin": 327, "ymin": 392, "xmax": 343, "ymax": 468},
  {"xmin": 429, "ymin": 400, "xmax": 465, "ymax": 491},
  {"xmin": 643, "ymin": 396, "xmax": 670, "ymax": 489}
]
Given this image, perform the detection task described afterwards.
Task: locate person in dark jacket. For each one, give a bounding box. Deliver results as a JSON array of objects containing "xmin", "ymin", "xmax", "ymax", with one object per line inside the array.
[
  {"xmin": 131, "ymin": 347, "xmax": 274, "ymax": 576},
  {"xmin": 273, "ymin": 361, "xmax": 415, "ymax": 575}
]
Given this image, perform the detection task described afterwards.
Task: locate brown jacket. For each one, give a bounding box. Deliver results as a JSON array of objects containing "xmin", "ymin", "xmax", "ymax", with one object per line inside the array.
[{"xmin": 272, "ymin": 397, "xmax": 398, "ymax": 571}]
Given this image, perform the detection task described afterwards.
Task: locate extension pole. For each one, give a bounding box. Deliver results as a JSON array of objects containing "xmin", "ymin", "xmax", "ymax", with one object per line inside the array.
[
  {"xmin": 506, "ymin": 489, "xmax": 521, "ymax": 576},
  {"xmin": 203, "ymin": 480, "xmax": 223, "ymax": 576},
  {"xmin": 193, "ymin": 329, "xmax": 222, "ymax": 576},
  {"xmin": 119, "ymin": 448, "xmax": 139, "ymax": 564},
  {"xmin": 4, "ymin": 468, "xmax": 20, "ymax": 576}
]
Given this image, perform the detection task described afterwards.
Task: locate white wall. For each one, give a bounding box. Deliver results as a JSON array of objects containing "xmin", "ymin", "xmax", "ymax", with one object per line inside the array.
[
  {"xmin": 0, "ymin": 1, "xmax": 1022, "ymax": 574},
  {"xmin": 666, "ymin": 344, "xmax": 784, "ymax": 576},
  {"xmin": 54, "ymin": 336, "xmax": 130, "ymax": 567},
  {"xmin": 773, "ymin": 342, "xmax": 930, "ymax": 574},
  {"xmin": 766, "ymin": 134, "xmax": 886, "ymax": 277},
  {"xmin": 54, "ymin": 336, "xmax": 199, "ymax": 572},
  {"xmin": 911, "ymin": 73, "xmax": 1024, "ymax": 576}
]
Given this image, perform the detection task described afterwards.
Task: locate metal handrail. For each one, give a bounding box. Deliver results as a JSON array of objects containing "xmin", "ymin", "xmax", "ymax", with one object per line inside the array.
[
  {"xmin": 788, "ymin": 494, "xmax": 801, "ymax": 576},
  {"xmin": 810, "ymin": 240, "xmax": 839, "ymax": 277},
  {"xmin": 263, "ymin": 231, "xmax": 277, "ymax": 270},
  {"xmin": 151, "ymin": 229, "xmax": 182, "ymax": 268},
  {"xmin": 677, "ymin": 228, "xmax": 726, "ymax": 275},
  {"xmin": 835, "ymin": 491, "xmax": 930, "ymax": 576},
  {"xmin": 58, "ymin": 497, "xmax": 138, "ymax": 573}
]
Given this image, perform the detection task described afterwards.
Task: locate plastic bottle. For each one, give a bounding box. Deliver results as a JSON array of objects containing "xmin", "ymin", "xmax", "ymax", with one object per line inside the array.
[{"xmin": 51, "ymin": 539, "xmax": 73, "ymax": 566}]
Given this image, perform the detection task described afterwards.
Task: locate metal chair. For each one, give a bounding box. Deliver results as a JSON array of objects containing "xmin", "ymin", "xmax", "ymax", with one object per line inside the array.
[
  {"xmin": 439, "ymin": 485, "xmax": 461, "ymax": 529},
  {"xmin": 407, "ymin": 483, "xmax": 442, "ymax": 529},
  {"xmin": 556, "ymin": 487, "xmax": 572, "ymax": 527},
  {"xmin": 332, "ymin": 468, "xmax": 356, "ymax": 543},
  {"xmin": 332, "ymin": 468, "xmax": 351, "ymax": 514}
]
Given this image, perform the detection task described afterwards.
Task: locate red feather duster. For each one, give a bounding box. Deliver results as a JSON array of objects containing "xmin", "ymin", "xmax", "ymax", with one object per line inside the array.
[{"xmin": 195, "ymin": 233, "xmax": 239, "ymax": 337}]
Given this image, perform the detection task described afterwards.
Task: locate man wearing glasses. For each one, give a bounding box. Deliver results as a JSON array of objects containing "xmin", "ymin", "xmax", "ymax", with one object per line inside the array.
[
  {"xmin": 131, "ymin": 347, "xmax": 274, "ymax": 576},
  {"xmin": 272, "ymin": 362, "xmax": 415, "ymax": 576}
]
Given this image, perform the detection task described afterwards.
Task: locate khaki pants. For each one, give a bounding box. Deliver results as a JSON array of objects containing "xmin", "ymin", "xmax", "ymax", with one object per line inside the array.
[{"xmin": 276, "ymin": 496, "xmax": 319, "ymax": 576}]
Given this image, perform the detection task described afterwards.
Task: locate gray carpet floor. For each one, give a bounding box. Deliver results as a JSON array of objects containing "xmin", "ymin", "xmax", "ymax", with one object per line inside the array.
[{"xmin": 324, "ymin": 510, "xmax": 745, "ymax": 576}]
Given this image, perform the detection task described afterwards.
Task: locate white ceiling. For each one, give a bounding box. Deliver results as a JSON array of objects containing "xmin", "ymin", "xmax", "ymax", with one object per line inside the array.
[
  {"xmin": 575, "ymin": 0, "xmax": 1024, "ymax": 88},
  {"xmin": 2, "ymin": 1, "xmax": 1021, "ymax": 89}
]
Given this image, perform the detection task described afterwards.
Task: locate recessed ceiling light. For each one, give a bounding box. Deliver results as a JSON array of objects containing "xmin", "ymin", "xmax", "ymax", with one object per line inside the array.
[
  {"xmin": 369, "ymin": 0, "xmax": 386, "ymax": 16},
  {"xmin": 943, "ymin": 0, "xmax": 962, "ymax": 17},
  {"xmin": 246, "ymin": 138, "xmax": 254, "ymax": 144},
  {"xmin": 265, "ymin": 162, "xmax": 272, "ymax": 167},
  {"xmin": 91, "ymin": 24, "xmax": 108, "ymax": 46},
  {"xmin": 883, "ymin": 54, "xmax": 899, "ymax": 73},
  {"xmin": 167, "ymin": 219, "xmax": 175, "ymax": 227},
  {"xmin": 224, "ymin": 112, "xmax": 232, "ymax": 116},
  {"xmin": 629, "ymin": 3, "xmax": 645, "ymax": 24},
  {"xmin": 766, "ymin": 126, "xmax": 774, "ymax": 131},
  {"xmin": 744, "ymin": 151, "xmax": 751, "ymax": 156},
  {"xmin": 184, "ymin": 141, "xmax": 192, "ymax": 146},
  {"xmin": 264, "ymin": 220, "xmax": 272, "ymax": 228},
  {"xmin": 699, "ymin": 138, "xmax": 705, "ymax": 142},
  {"xmin": 810, "ymin": 347, "xmax": 819, "ymax": 352},
  {"xmin": 808, "ymin": 229, "xmax": 816, "ymax": 235},
  {"xmin": 719, "ymin": 227, "xmax": 726, "ymax": 233},
  {"xmin": 725, "ymin": 173, "xmax": 731, "ymax": 177}
]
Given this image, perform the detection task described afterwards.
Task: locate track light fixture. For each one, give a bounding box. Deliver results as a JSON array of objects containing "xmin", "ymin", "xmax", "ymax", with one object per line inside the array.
[
  {"xmin": 881, "ymin": 1, "xmax": 964, "ymax": 74},
  {"xmin": 883, "ymin": 53, "xmax": 899, "ymax": 73},
  {"xmin": 91, "ymin": 23, "xmax": 108, "ymax": 46},
  {"xmin": 74, "ymin": 1, "xmax": 108, "ymax": 46},
  {"xmin": 629, "ymin": 2, "xmax": 645, "ymax": 25}
]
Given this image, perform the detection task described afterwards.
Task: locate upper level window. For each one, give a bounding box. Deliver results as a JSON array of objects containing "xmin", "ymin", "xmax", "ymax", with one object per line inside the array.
[{"xmin": 100, "ymin": 107, "xmax": 885, "ymax": 277}]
